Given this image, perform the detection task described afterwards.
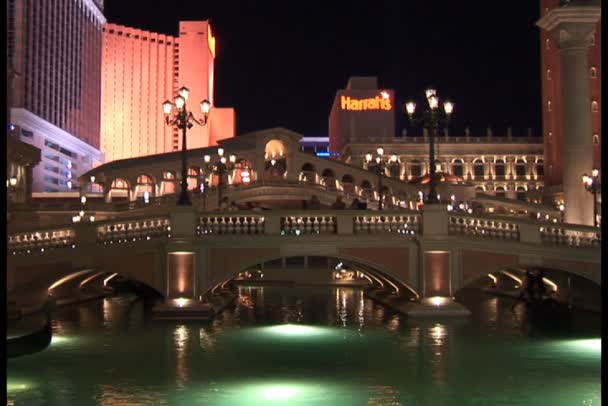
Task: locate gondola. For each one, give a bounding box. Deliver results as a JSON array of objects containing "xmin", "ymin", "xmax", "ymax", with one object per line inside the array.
[{"xmin": 7, "ymin": 307, "xmax": 52, "ymax": 359}]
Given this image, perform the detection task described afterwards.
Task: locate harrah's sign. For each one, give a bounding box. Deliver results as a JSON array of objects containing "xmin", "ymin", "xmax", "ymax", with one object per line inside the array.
[{"xmin": 340, "ymin": 91, "xmax": 392, "ymax": 111}]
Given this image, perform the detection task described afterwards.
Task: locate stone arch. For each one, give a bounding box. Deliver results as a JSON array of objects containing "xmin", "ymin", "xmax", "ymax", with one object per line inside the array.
[
  {"xmin": 135, "ymin": 174, "xmax": 157, "ymax": 198},
  {"xmin": 161, "ymin": 171, "xmax": 177, "ymax": 195},
  {"xmin": 473, "ymin": 159, "xmax": 484, "ymax": 178},
  {"xmin": 108, "ymin": 178, "xmax": 130, "ymax": 201},
  {"xmin": 452, "ymin": 159, "xmax": 464, "ymax": 177},
  {"xmin": 409, "ymin": 160, "xmax": 422, "ymax": 178},
  {"xmin": 188, "ymin": 166, "xmax": 201, "ymax": 191},
  {"xmin": 494, "ymin": 159, "xmax": 506, "ymax": 177},
  {"xmin": 205, "ymin": 253, "xmax": 419, "ymax": 298},
  {"xmin": 360, "ymin": 180, "xmax": 373, "ymax": 200},
  {"xmin": 321, "ymin": 168, "xmax": 336, "ymax": 189},
  {"xmin": 300, "ymin": 163, "xmax": 317, "ymax": 184},
  {"xmin": 515, "ymin": 159, "xmax": 527, "ymax": 177},
  {"xmin": 264, "ymin": 139, "xmax": 287, "ymax": 161},
  {"xmin": 341, "ymin": 174, "xmax": 356, "ymax": 195},
  {"xmin": 495, "ymin": 185, "xmax": 506, "ymax": 198}
]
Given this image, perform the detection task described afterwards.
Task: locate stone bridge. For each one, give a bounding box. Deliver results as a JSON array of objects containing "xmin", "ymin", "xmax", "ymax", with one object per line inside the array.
[{"xmin": 7, "ymin": 205, "xmax": 601, "ymax": 307}]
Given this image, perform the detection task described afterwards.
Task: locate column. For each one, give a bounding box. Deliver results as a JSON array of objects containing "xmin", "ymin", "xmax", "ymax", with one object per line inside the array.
[{"xmin": 538, "ymin": 5, "xmax": 600, "ymax": 225}]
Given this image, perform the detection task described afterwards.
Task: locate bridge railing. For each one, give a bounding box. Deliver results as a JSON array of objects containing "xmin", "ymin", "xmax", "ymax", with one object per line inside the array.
[
  {"xmin": 8, "ymin": 226, "xmax": 76, "ymax": 254},
  {"xmin": 197, "ymin": 215, "xmax": 265, "ymax": 235},
  {"xmin": 448, "ymin": 213, "xmax": 520, "ymax": 240},
  {"xmin": 540, "ymin": 223, "xmax": 601, "ymax": 248},
  {"xmin": 448, "ymin": 212, "xmax": 601, "ymax": 247},
  {"xmin": 354, "ymin": 214, "xmax": 420, "ymax": 235},
  {"xmin": 197, "ymin": 210, "xmax": 421, "ymax": 237},
  {"xmin": 97, "ymin": 217, "xmax": 171, "ymax": 244}
]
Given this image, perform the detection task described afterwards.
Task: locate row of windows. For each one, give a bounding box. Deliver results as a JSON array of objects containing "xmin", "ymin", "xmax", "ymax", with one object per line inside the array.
[
  {"xmin": 407, "ymin": 160, "xmax": 543, "ymax": 178},
  {"xmin": 105, "ymin": 29, "xmax": 176, "ymax": 45}
]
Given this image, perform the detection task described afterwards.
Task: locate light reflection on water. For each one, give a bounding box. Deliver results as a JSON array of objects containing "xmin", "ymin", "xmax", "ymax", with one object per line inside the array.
[{"xmin": 6, "ymin": 287, "xmax": 601, "ymax": 406}]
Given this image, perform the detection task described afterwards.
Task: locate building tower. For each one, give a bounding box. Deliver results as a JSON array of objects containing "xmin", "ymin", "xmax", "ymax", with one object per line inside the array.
[
  {"xmin": 537, "ymin": 0, "xmax": 601, "ymax": 225},
  {"xmin": 8, "ymin": 0, "xmax": 106, "ymax": 192},
  {"xmin": 100, "ymin": 20, "xmax": 235, "ymax": 163}
]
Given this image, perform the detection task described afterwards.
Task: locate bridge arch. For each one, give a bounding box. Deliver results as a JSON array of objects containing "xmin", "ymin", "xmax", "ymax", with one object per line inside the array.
[{"xmin": 204, "ymin": 253, "xmax": 420, "ymax": 299}]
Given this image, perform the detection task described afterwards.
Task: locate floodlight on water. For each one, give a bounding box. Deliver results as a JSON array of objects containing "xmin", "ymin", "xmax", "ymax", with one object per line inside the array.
[
  {"xmin": 264, "ymin": 324, "xmax": 328, "ymax": 337},
  {"xmin": 262, "ymin": 385, "xmax": 299, "ymax": 400}
]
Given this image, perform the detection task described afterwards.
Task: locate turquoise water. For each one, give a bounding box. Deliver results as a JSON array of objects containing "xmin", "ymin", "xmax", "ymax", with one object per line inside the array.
[{"xmin": 6, "ymin": 287, "xmax": 602, "ymax": 405}]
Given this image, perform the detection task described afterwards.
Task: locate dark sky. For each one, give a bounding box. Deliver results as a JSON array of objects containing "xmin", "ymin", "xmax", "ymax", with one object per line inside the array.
[{"xmin": 104, "ymin": 0, "xmax": 542, "ymax": 138}]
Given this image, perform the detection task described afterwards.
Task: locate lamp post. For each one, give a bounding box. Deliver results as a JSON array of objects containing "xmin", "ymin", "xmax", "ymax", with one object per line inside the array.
[
  {"xmin": 405, "ymin": 88, "xmax": 454, "ymax": 204},
  {"xmin": 162, "ymin": 86, "xmax": 211, "ymax": 206},
  {"xmin": 203, "ymin": 148, "xmax": 236, "ymax": 208},
  {"xmin": 365, "ymin": 147, "xmax": 399, "ymax": 210},
  {"xmin": 581, "ymin": 169, "xmax": 600, "ymax": 227}
]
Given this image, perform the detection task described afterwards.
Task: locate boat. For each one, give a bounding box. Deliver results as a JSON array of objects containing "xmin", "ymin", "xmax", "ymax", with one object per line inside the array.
[{"xmin": 7, "ymin": 307, "xmax": 52, "ymax": 359}]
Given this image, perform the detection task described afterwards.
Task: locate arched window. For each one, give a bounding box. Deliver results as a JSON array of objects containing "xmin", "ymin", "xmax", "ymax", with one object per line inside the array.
[
  {"xmin": 473, "ymin": 159, "xmax": 484, "ymax": 177},
  {"xmin": 341, "ymin": 174, "xmax": 355, "ymax": 194},
  {"xmin": 515, "ymin": 159, "xmax": 526, "ymax": 177},
  {"xmin": 475, "ymin": 186, "xmax": 485, "ymax": 196},
  {"xmin": 494, "ymin": 159, "xmax": 505, "ymax": 177},
  {"xmin": 410, "ymin": 160, "xmax": 421, "ymax": 177},
  {"xmin": 321, "ymin": 168, "xmax": 336, "ymax": 189},
  {"xmin": 360, "ymin": 180, "xmax": 373, "ymax": 199},
  {"xmin": 536, "ymin": 159, "xmax": 544, "ymax": 177},
  {"xmin": 545, "ymin": 38, "xmax": 550, "ymax": 49},
  {"xmin": 591, "ymin": 101, "xmax": 599, "ymax": 112},
  {"xmin": 547, "ymin": 100, "xmax": 552, "ymax": 112},
  {"xmin": 301, "ymin": 163, "xmax": 317, "ymax": 184},
  {"xmin": 593, "ymin": 134, "xmax": 599, "ymax": 144},
  {"xmin": 162, "ymin": 171, "xmax": 177, "ymax": 195},
  {"xmin": 516, "ymin": 186, "xmax": 527, "ymax": 201},
  {"xmin": 546, "ymin": 69, "xmax": 551, "ymax": 80},
  {"xmin": 187, "ymin": 167, "xmax": 200, "ymax": 191},
  {"xmin": 452, "ymin": 159, "xmax": 464, "ymax": 177},
  {"xmin": 111, "ymin": 178, "xmax": 129, "ymax": 190},
  {"xmin": 495, "ymin": 186, "xmax": 506, "ymax": 198},
  {"xmin": 590, "ymin": 67, "xmax": 597, "ymax": 79}
]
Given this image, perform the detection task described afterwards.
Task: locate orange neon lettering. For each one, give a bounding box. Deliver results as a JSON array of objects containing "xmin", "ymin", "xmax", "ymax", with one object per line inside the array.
[{"xmin": 340, "ymin": 93, "xmax": 392, "ymax": 111}]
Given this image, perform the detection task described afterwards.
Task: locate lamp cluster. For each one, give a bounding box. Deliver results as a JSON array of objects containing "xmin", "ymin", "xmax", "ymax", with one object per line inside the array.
[
  {"xmin": 365, "ymin": 147, "xmax": 399, "ymax": 210},
  {"xmin": 582, "ymin": 169, "xmax": 601, "ymax": 227},
  {"xmin": 405, "ymin": 88, "xmax": 454, "ymax": 204}
]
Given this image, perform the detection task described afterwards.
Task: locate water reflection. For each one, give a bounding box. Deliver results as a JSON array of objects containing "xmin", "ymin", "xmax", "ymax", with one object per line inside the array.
[{"xmin": 173, "ymin": 325, "xmax": 189, "ymax": 387}]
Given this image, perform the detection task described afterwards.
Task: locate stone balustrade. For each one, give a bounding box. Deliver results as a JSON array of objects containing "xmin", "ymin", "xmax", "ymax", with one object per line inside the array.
[
  {"xmin": 448, "ymin": 214, "xmax": 520, "ymax": 240},
  {"xmin": 354, "ymin": 214, "xmax": 420, "ymax": 235},
  {"xmin": 97, "ymin": 217, "xmax": 170, "ymax": 244},
  {"xmin": 281, "ymin": 215, "xmax": 337, "ymax": 235},
  {"xmin": 540, "ymin": 224, "xmax": 601, "ymax": 248},
  {"xmin": 197, "ymin": 215, "xmax": 265, "ymax": 235},
  {"xmin": 8, "ymin": 228, "xmax": 75, "ymax": 254}
]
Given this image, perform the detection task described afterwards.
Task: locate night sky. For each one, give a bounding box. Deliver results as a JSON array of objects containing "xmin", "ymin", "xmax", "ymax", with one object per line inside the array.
[{"xmin": 104, "ymin": 0, "xmax": 542, "ymax": 138}]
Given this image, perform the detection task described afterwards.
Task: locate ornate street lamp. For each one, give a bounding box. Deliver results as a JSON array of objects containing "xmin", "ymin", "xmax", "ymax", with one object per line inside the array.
[
  {"xmin": 365, "ymin": 147, "xmax": 399, "ymax": 210},
  {"xmin": 405, "ymin": 88, "xmax": 454, "ymax": 204},
  {"xmin": 203, "ymin": 148, "xmax": 236, "ymax": 208},
  {"xmin": 162, "ymin": 86, "xmax": 211, "ymax": 206},
  {"xmin": 581, "ymin": 169, "xmax": 600, "ymax": 227}
]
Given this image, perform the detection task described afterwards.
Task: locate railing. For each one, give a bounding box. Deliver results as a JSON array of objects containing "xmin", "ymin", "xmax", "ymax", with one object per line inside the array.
[
  {"xmin": 97, "ymin": 217, "xmax": 170, "ymax": 244},
  {"xmin": 281, "ymin": 215, "xmax": 337, "ymax": 235},
  {"xmin": 8, "ymin": 228, "xmax": 75, "ymax": 254},
  {"xmin": 448, "ymin": 214, "xmax": 520, "ymax": 240},
  {"xmin": 540, "ymin": 224, "xmax": 601, "ymax": 248},
  {"xmin": 354, "ymin": 214, "xmax": 420, "ymax": 235},
  {"xmin": 197, "ymin": 215, "xmax": 265, "ymax": 235}
]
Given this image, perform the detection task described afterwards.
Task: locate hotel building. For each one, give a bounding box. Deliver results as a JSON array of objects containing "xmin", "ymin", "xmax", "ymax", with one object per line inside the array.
[
  {"xmin": 8, "ymin": 0, "xmax": 106, "ymax": 192},
  {"xmin": 101, "ymin": 20, "xmax": 236, "ymax": 163}
]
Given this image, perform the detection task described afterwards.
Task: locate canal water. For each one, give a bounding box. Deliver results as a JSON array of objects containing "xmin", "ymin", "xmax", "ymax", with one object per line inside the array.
[{"xmin": 7, "ymin": 286, "xmax": 601, "ymax": 405}]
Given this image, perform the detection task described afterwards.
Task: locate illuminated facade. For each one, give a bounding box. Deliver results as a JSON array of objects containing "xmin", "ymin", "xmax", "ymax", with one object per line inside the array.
[
  {"xmin": 8, "ymin": 0, "xmax": 106, "ymax": 192},
  {"xmin": 329, "ymin": 77, "xmax": 395, "ymax": 153},
  {"xmin": 101, "ymin": 21, "xmax": 235, "ymax": 163},
  {"xmin": 537, "ymin": 0, "xmax": 601, "ymax": 225}
]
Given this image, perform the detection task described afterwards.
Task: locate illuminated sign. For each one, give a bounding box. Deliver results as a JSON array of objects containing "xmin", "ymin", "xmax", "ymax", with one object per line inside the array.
[
  {"xmin": 315, "ymin": 152, "xmax": 340, "ymax": 157},
  {"xmin": 340, "ymin": 91, "xmax": 392, "ymax": 111}
]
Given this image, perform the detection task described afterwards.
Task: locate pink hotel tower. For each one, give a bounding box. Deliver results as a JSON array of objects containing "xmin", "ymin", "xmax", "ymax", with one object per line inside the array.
[{"xmin": 101, "ymin": 20, "xmax": 236, "ymax": 163}]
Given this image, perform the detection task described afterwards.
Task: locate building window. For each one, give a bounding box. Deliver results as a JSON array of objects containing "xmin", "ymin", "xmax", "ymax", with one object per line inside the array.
[
  {"xmin": 591, "ymin": 101, "xmax": 599, "ymax": 112},
  {"xmin": 494, "ymin": 160, "xmax": 505, "ymax": 177},
  {"xmin": 590, "ymin": 67, "xmax": 597, "ymax": 79},
  {"xmin": 593, "ymin": 134, "xmax": 599, "ymax": 144},
  {"xmin": 452, "ymin": 159, "xmax": 463, "ymax": 177},
  {"xmin": 475, "ymin": 186, "xmax": 485, "ymax": 196},
  {"xmin": 516, "ymin": 186, "xmax": 527, "ymax": 201},
  {"xmin": 536, "ymin": 160, "xmax": 544, "ymax": 176},
  {"xmin": 545, "ymin": 38, "xmax": 550, "ymax": 49},
  {"xmin": 515, "ymin": 159, "xmax": 526, "ymax": 177},
  {"xmin": 410, "ymin": 161, "xmax": 421, "ymax": 177},
  {"xmin": 495, "ymin": 186, "xmax": 506, "ymax": 198},
  {"xmin": 547, "ymin": 132, "xmax": 553, "ymax": 143},
  {"xmin": 473, "ymin": 159, "xmax": 484, "ymax": 177},
  {"xmin": 546, "ymin": 69, "xmax": 551, "ymax": 80},
  {"xmin": 547, "ymin": 100, "xmax": 552, "ymax": 112}
]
